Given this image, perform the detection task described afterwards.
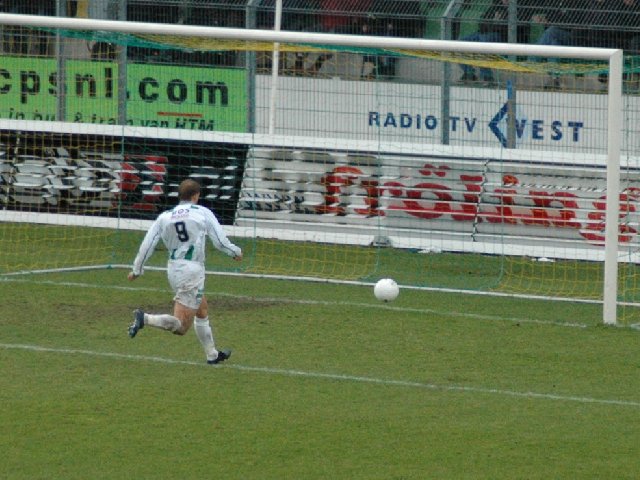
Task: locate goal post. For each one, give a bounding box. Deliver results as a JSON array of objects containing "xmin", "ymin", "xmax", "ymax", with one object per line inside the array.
[
  {"xmin": 603, "ymin": 49, "xmax": 624, "ymax": 325},
  {"xmin": 0, "ymin": 12, "xmax": 628, "ymax": 325}
]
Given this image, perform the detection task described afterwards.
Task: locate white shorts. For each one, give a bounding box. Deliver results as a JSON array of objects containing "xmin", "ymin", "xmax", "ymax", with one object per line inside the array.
[{"xmin": 167, "ymin": 260, "xmax": 205, "ymax": 310}]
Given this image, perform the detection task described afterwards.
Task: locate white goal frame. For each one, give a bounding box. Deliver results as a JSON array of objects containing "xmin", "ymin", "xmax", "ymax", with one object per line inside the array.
[{"xmin": 0, "ymin": 13, "xmax": 624, "ymax": 325}]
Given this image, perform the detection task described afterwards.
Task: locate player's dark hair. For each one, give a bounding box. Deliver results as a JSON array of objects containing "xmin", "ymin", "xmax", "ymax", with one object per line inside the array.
[{"xmin": 178, "ymin": 179, "xmax": 201, "ymax": 201}]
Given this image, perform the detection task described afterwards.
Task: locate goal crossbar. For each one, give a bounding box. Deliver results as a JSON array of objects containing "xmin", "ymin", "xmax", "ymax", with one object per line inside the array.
[{"xmin": 0, "ymin": 13, "xmax": 620, "ymax": 60}]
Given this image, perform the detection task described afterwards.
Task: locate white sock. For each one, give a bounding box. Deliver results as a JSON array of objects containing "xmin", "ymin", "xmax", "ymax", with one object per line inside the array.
[
  {"xmin": 145, "ymin": 314, "xmax": 181, "ymax": 332},
  {"xmin": 194, "ymin": 316, "xmax": 218, "ymax": 361}
]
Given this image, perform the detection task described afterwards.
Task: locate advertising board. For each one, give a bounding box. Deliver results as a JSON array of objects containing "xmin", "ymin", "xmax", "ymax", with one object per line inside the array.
[{"xmin": 0, "ymin": 56, "xmax": 247, "ymax": 131}]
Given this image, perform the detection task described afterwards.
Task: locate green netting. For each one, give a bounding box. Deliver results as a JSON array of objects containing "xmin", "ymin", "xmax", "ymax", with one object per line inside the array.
[{"xmin": 38, "ymin": 26, "xmax": 622, "ymax": 75}]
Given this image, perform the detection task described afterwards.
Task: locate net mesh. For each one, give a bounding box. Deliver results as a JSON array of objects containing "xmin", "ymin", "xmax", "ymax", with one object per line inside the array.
[{"xmin": 1, "ymin": 4, "xmax": 640, "ymax": 325}]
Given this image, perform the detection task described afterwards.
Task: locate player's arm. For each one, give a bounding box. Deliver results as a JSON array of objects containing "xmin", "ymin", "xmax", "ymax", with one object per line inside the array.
[
  {"xmin": 205, "ymin": 209, "xmax": 242, "ymax": 260},
  {"xmin": 129, "ymin": 218, "xmax": 163, "ymax": 280}
]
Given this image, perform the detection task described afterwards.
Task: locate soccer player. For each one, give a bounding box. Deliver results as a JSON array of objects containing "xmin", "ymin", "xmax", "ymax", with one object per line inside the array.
[{"xmin": 127, "ymin": 178, "xmax": 242, "ymax": 364}]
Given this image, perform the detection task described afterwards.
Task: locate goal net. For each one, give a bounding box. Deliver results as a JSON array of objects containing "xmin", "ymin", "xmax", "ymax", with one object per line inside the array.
[{"xmin": 0, "ymin": 12, "xmax": 634, "ymax": 325}]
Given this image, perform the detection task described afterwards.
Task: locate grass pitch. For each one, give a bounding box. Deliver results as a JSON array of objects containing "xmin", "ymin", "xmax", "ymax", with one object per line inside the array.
[{"xmin": 2, "ymin": 268, "xmax": 640, "ymax": 479}]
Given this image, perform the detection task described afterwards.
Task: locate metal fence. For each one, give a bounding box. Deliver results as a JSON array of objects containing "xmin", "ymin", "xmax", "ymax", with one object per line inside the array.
[
  {"xmin": 2, "ymin": 1, "xmax": 639, "ymax": 47},
  {"xmin": 2, "ymin": 1, "xmax": 640, "ymax": 84}
]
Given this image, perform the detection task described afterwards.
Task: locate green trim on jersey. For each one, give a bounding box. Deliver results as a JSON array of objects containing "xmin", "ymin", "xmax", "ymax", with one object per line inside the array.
[{"xmin": 170, "ymin": 245, "xmax": 195, "ymax": 260}]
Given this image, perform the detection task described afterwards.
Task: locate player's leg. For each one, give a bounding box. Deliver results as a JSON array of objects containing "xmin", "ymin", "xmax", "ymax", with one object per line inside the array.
[
  {"xmin": 193, "ymin": 295, "xmax": 231, "ymax": 364},
  {"xmin": 130, "ymin": 301, "xmax": 196, "ymax": 337},
  {"xmin": 164, "ymin": 262, "xmax": 231, "ymax": 361},
  {"xmin": 128, "ymin": 261, "xmax": 198, "ymax": 337},
  {"xmin": 143, "ymin": 310, "xmax": 183, "ymax": 332},
  {"xmin": 193, "ymin": 296, "xmax": 216, "ymax": 361},
  {"xmin": 171, "ymin": 300, "xmax": 197, "ymax": 335}
]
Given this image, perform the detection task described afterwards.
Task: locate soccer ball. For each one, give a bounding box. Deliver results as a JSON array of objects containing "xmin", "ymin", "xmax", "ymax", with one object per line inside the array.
[{"xmin": 374, "ymin": 278, "xmax": 399, "ymax": 302}]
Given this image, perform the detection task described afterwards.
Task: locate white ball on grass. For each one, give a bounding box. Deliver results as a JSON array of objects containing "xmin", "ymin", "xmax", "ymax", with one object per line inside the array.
[{"xmin": 374, "ymin": 278, "xmax": 400, "ymax": 302}]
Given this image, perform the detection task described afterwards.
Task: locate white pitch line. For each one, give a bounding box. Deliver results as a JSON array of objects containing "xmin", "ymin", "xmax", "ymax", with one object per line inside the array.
[
  {"xmin": 2, "ymin": 342, "xmax": 639, "ymax": 408},
  {"xmin": 0, "ymin": 277, "xmax": 588, "ymax": 329}
]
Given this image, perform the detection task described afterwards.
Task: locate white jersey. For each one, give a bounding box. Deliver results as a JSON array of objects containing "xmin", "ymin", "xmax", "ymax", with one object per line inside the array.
[{"xmin": 132, "ymin": 201, "xmax": 241, "ymax": 276}]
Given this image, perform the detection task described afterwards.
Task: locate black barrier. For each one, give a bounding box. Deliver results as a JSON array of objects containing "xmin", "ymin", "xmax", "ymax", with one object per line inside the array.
[{"xmin": 0, "ymin": 129, "xmax": 248, "ymax": 224}]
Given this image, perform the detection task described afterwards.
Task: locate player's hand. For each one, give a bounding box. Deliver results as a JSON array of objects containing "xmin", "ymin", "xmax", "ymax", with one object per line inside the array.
[
  {"xmin": 128, "ymin": 272, "xmax": 139, "ymax": 281},
  {"xmin": 233, "ymin": 254, "xmax": 243, "ymax": 262}
]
